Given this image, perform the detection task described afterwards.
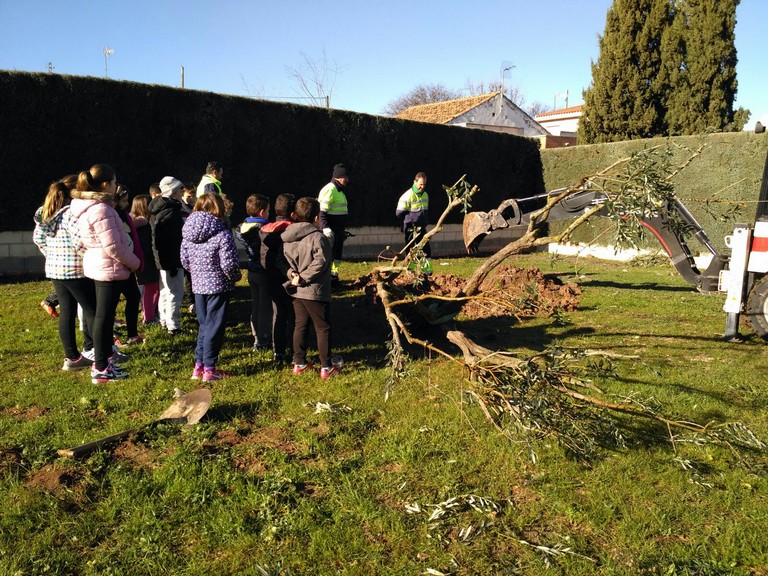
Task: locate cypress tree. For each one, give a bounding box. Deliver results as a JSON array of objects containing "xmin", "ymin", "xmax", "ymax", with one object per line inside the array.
[
  {"xmin": 664, "ymin": 0, "xmax": 746, "ymax": 133},
  {"xmin": 579, "ymin": 0, "xmax": 670, "ymax": 143},
  {"xmin": 581, "ymin": 0, "xmax": 748, "ymax": 143}
]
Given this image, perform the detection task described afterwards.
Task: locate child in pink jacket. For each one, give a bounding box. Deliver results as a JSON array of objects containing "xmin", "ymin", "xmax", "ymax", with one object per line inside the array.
[{"xmin": 70, "ymin": 164, "xmax": 140, "ymax": 384}]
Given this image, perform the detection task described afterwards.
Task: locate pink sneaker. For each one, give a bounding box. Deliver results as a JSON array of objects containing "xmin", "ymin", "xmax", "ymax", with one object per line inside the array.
[
  {"xmin": 292, "ymin": 363, "xmax": 314, "ymax": 375},
  {"xmin": 320, "ymin": 366, "xmax": 342, "ymax": 380},
  {"xmin": 191, "ymin": 365, "xmax": 204, "ymax": 380},
  {"xmin": 115, "ymin": 335, "xmax": 144, "ymax": 349},
  {"xmin": 203, "ymin": 369, "xmax": 230, "ymax": 382}
]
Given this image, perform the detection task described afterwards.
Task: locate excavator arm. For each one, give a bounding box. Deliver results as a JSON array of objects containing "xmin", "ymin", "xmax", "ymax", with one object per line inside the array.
[{"xmin": 463, "ymin": 189, "xmax": 727, "ymax": 293}]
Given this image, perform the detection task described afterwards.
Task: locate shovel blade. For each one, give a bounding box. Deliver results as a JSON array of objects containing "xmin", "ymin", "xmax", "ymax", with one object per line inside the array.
[
  {"xmin": 58, "ymin": 389, "xmax": 212, "ymax": 459},
  {"xmin": 159, "ymin": 388, "xmax": 212, "ymax": 424}
]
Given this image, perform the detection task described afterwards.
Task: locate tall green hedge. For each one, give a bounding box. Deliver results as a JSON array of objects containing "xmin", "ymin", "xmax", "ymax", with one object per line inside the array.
[
  {"xmin": 0, "ymin": 71, "xmax": 544, "ymax": 231},
  {"xmin": 541, "ymin": 132, "xmax": 768, "ymax": 253}
]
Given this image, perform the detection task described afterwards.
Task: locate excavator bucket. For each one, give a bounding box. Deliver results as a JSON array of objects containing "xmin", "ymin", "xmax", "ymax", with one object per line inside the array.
[
  {"xmin": 462, "ymin": 211, "xmax": 494, "ymax": 253},
  {"xmin": 462, "ymin": 199, "xmax": 522, "ymax": 253}
]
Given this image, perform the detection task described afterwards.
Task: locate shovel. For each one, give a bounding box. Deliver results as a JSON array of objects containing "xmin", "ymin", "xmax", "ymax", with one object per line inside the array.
[{"xmin": 57, "ymin": 388, "xmax": 212, "ymax": 458}]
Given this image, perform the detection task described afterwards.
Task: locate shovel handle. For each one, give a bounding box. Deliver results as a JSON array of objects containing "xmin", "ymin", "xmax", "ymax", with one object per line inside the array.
[
  {"xmin": 57, "ymin": 429, "xmax": 132, "ymax": 458},
  {"xmin": 57, "ymin": 417, "xmax": 188, "ymax": 458}
]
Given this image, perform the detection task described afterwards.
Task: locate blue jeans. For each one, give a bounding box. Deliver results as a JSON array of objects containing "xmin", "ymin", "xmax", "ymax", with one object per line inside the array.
[{"xmin": 194, "ymin": 292, "xmax": 230, "ymax": 368}]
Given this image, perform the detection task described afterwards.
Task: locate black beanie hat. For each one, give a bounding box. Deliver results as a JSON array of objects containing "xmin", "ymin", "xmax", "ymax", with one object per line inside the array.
[{"xmin": 332, "ymin": 163, "xmax": 348, "ymax": 179}]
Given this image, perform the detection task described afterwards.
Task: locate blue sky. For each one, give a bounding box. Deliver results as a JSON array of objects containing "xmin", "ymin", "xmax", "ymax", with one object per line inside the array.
[{"xmin": 1, "ymin": 0, "xmax": 765, "ymax": 127}]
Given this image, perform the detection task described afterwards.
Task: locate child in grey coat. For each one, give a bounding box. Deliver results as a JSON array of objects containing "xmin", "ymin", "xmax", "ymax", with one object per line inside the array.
[{"xmin": 281, "ymin": 197, "xmax": 340, "ymax": 379}]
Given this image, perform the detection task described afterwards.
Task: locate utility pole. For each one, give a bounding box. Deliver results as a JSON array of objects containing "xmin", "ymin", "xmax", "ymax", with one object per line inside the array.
[{"xmin": 181, "ymin": 65, "xmax": 185, "ymax": 88}]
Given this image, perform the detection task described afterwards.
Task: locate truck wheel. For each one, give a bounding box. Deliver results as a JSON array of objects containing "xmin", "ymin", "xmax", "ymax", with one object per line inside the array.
[{"xmin": 746, "ymin": 277, "xmax": 768, "ymax": 339}]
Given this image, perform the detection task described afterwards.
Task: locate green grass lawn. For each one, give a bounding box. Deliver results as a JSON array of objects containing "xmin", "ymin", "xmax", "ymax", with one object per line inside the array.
[{"xmin": 2, "ymin": 253, "xmax": 768, "ymax": 575}]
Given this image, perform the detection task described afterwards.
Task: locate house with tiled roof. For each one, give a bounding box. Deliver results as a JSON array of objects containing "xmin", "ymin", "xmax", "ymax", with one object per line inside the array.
[
  {"xmin": 534, "ymin": 104, "xmax": 583, "ymax": 137},
  {"xmin": 395, "ymin": 92, "xmax": 549, "ymax": 137}
]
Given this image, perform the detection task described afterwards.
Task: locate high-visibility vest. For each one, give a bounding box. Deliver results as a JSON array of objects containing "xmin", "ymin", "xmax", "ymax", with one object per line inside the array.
[
  {"xmin": 196, "ymin": 174, "xmax": 222, "ymax": 198},
  {"xmin": 396, "ymin": 186, "xmax": 429, "ymax": 214},
  {"xmin": 318, "ymin": 182, "xmax": 348, "ymax": 215}
]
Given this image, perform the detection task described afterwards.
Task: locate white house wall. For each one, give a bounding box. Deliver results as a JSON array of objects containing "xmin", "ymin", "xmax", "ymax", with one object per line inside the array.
[
  {"xmin": 449, "ymin": 100, "xmax": 549, "ymax": 137},
  {"xmin": 536, "ymin": 117, "xmax": 580, "ymax": 135}
]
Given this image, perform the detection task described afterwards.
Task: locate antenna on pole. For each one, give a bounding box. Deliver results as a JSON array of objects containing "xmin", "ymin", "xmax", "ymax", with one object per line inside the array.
[
  {"xmin": 500, "ymin": 60, "xmax": 515, "ymax": 97},
  {"xmin": 103, "ymin": 46, "xmax": 114, "ymax": 78},
  {"xmin": 554, "ymin": 90, "xmax": 569, "ymax": 109}
]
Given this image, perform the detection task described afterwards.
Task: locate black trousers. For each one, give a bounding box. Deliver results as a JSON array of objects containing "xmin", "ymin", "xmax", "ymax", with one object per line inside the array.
[
  {"xmin": 93, "ymin": 280, "xmax": 125, "ymax": 370},
  {"xmin": 118, "ymin": 273, "xmax": 141, "ymax": 338},
  {"xmin": 52, "ymin": 278, "xmax": 95, "ymax": 360},
  {"xmin": 267, "ymin": 276, "xmax": 294, "ymax": 356},
  {"xmin": 325, "ymin": 214, "xmax": 347, "ymax": 262},
  {"xmin": 405, "ymin": 225, "xmax": 431, "ymax": 258}
]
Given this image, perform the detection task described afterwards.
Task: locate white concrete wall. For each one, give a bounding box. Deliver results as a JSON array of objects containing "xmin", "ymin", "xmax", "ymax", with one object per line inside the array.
[{"xmin": 0, "ymin": 224, "xmax": 525, "ymax": 277}]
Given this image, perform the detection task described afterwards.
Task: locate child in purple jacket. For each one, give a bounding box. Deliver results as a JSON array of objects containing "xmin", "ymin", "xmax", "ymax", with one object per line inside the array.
[{"xmin": 180, "ymin": 193, "xmax": 242, "ymax": 382}]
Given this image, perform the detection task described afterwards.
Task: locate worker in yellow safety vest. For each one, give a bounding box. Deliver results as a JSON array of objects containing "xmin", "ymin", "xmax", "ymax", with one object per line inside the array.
[
  {"xmin": 196, "ymin": 161, "xmax": 224, "ymax": 198},
  {"xmin": 317, "ymin": 163, "xmax": 349, "ymax": 284},
  {"xmin": 396, "ymin": 172, "xmax": 432, "ymax": 274}
]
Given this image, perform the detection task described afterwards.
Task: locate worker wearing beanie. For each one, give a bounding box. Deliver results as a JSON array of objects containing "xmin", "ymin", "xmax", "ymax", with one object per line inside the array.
[{"xmin": 317, "ymin": 163, "xmax": 349, "ymax": 285}]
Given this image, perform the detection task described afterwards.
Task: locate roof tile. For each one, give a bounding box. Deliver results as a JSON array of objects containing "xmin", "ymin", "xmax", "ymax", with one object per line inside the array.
[{"xmin": 395, "ymin": 92, "xmax": 498, "ymax": 124}]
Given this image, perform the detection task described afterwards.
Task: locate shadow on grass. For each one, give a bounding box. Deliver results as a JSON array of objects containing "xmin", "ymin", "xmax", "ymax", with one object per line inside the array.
[
  {"xmin": 225, "ymin": 283, "xmax": 394, "ymax": 367},
  {"xmin": 205, "ymin": 401, "xmax": 272, "ymax": 423},
  {"xmin": 580, "ymin": 279, "xmax": 695, "ymax": 292},
  {"xmin": 577, "ymin": 329, "xmax": 765, "ymax": 346}
]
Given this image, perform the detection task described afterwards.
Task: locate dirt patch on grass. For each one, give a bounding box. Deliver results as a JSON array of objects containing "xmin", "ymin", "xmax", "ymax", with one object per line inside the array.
[
  {"xmin": 0, "ymin": 447, "xmax": 23, "ymax": 474},
  {"xmin": 26, "ymin": 463, "xmax": 83, "ymax": 495},
  {"xmin": 350, "ymin": 265, "xmax": 580, "ymax": 320},
  {"xmin": 215, "ymin": 428, "xmax": 243, "ymax": 447},
  {"xmin": 247, "ymin": 426, "xmax": 303, "ymax": 456},
  {"xmin": 1, "ymin": 405, "xmax": 48, "ymax": 421},
  {"xmin": 113, "ymin": 440, "xmax": 160, "ymax": 469},
  {"xmin": 233, "ymin": 452, "xmax": 268, "ymax": 476}
]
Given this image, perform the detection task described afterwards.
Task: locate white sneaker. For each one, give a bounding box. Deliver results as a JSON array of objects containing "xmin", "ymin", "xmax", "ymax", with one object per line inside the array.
[{"xmin": 82, "ymin": 348, "xmax": 95, "ymax": 361}]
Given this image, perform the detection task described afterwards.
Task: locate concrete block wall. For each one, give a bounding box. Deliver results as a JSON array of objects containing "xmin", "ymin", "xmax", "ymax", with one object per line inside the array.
[
  {"xmin": 1, "ymin": 224, "xmax": 526, "ymax": 277},
  {"xmin": 0, "ymin": 230, "xmax": 44, "ymax": 276},
  {"xmin": 341, "ymin": 224, "xmax": 523, "ymax": 260}
]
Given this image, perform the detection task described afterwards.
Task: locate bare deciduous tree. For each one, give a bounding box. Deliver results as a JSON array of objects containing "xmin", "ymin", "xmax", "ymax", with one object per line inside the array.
[
  {"xmin": 286, "ymin": 49, "xmax": 339, "ymax": 108},
  {"xmin": 382, "ymin": 83, "xmax": 462, "ymax": 116},
  {"xmin": 463, "ymin": 79, "xmax": 525, "ymax": 108},
  {"xmin": 526, "ymin": 100, "xmax": 552, "ymax": 117}
]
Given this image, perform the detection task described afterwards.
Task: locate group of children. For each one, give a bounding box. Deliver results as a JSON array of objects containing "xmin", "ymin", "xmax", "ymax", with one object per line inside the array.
[
  {"xmin": 35, "ymin": 162, "xmax": 342, "ymax": 384},
  {"xmin": 234, "ymin": 193, "xmax": 341, "ymax": 380}
]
